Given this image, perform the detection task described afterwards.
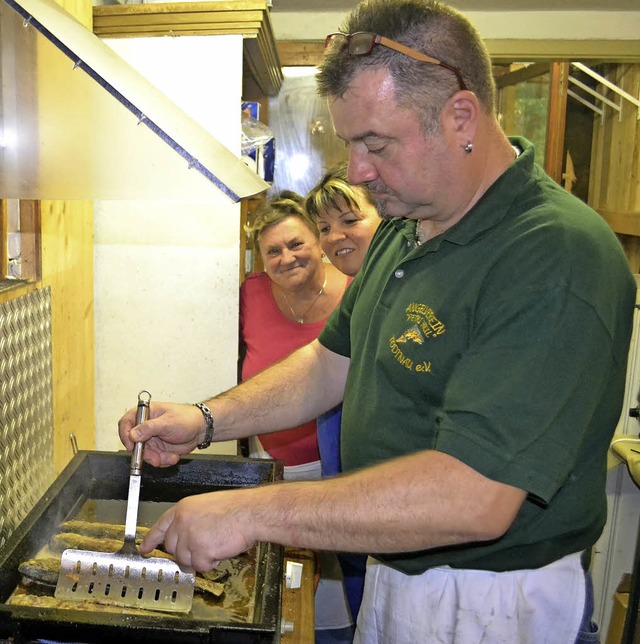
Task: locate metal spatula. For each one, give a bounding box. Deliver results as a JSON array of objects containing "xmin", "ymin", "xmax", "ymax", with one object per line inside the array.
[{"xmin": 55, "ymin": 390, "xmax": 196, "ymax": 613}]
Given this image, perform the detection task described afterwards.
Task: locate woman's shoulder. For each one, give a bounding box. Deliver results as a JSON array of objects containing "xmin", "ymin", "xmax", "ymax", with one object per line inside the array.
[
  {"xmin": 241, "ymin": 272, "xmax": 271, "ymax": 293},
  {"xmin": 240, "ymin": 272, "xmax": 273, "ymax": 311}
]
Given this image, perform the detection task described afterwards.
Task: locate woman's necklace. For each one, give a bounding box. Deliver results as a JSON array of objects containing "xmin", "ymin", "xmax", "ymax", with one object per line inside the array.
[{"xmin": 281, "ymin": 275, "xmax": 327, "ymax": 324}]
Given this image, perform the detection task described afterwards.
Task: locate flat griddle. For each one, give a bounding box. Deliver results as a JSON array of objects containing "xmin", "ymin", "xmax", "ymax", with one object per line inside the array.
[{"xmin": 0, "ymin": 451, "xmax": 284, "ymax": 643}]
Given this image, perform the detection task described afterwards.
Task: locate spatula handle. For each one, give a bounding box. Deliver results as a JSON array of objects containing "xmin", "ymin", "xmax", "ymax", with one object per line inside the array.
[{"xmin": 132, "ymin": 390, "xmax": 151, "ymax": 475}]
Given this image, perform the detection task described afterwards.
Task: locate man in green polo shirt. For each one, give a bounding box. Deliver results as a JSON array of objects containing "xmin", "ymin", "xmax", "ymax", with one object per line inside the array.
[{"xmin": 119, "ymin": 1, "xmax": 636, "ymax": 641}]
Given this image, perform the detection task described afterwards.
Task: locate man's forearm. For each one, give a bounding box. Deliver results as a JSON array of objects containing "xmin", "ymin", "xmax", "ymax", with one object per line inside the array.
[
  {"xmin": 206, "ymin": 340, "xmax": 349, "ymax": 442},
  {"xmin": 248, "ymin": 450, "xmax": 527, "ymax": 554}
]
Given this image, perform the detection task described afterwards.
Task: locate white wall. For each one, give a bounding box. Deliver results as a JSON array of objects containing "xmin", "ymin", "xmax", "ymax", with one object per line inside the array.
[
  {"xmin": 272, "ymin": 10, "xmax": 640, "ymax": 41},
  {"xmin": 94, "ymin": 35, "xmax": 243, "ymax": 454}
]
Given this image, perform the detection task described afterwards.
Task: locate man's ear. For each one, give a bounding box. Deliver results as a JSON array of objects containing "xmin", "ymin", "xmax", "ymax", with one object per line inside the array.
[{"xmin": 444, "ymin": 91, "xmax": 479, "ymax": 147}]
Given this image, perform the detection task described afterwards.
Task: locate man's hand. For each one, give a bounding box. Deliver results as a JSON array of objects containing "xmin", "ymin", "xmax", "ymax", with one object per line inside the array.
[
  {"xmin": 140, "ymin": 489, "xmax": 257, "ymax": 572},
  {"xmin": 118, "ymin": 401, "xmax": 205, "ymax": 467}
]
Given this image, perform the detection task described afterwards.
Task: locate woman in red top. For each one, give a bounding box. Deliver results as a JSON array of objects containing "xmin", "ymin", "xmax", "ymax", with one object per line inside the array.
[{"xmin": 240, "ymin": 191, "xmax": 350, "ymax": 473}]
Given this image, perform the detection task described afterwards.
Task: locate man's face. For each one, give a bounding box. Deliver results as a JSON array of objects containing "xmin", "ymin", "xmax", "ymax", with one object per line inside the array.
[{"xmin": 329, "ymin": 67, "xmax": 456, "ymax": 222}]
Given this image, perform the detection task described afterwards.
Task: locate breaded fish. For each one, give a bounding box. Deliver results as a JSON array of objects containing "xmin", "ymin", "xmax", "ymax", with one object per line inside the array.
[
  {"xmin": 18, "ymin": 555, "xmax": 224, "ymax": 598},
  {"xmin": 18, "ymin": 557, "xmax": 60, "ymax": 586},
  {"xmin": 59, "ymin": 520, "xmax": 149, "ymax": 541},
  {"xmin": 49, "ymin": 532, "xmax": 170, "ymax": 561},
  {"xmin": 7, "ymin": 592, "xmax": 176, "ymax": 616}
]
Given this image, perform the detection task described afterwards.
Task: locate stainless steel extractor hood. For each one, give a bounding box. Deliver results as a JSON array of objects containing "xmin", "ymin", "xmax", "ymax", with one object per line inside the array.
[{"xmin": 0, "ymin": 0, "xmax": 268, "ymax": 202}]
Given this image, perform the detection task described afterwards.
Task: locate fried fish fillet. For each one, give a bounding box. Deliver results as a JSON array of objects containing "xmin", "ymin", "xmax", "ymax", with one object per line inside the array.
[
  {"xmin": 49, "ymin": 532, "xmax": 170, "ymax": 561},
  {"xmin": 7, "ymin": 592, "xmax": 176, "ymax": 616},
  {"xmin": 59, "ymin": 520, "xmax": 149, "ymax": 541},
  {"xmin": 19, "ymin": 555, "xmax": 224, "ymax": 598}
]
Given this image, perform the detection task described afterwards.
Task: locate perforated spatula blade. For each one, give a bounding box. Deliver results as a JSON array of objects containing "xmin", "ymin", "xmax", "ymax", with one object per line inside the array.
[{"xmin": 55, "ymin": 390, "xmax": 195, "ymax": 613}]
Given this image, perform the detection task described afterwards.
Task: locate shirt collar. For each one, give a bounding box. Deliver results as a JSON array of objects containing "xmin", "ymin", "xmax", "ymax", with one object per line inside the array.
[
  {"xmin": 442, "ymin": 136, "xmax": 535, "ymax": 246},
  {"xmin": 391, "ymin": 136, "xmax": 535, "ymax": 248}
]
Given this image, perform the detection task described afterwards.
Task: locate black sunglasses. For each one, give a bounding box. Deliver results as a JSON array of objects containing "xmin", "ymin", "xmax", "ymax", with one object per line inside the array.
[{"xmin": 325, "ymin": 31, "xmax": 467, "ymax": 92}]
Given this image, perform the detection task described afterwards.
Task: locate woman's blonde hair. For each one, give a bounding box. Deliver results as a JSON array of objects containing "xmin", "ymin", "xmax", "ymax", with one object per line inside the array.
[
  {"xmin": 305, "ymin": 162, "xmax": 375, "ymax": 222},
  {"xmin": 245, "ymin": 191, "xmax": 319, "ymax": 250}
]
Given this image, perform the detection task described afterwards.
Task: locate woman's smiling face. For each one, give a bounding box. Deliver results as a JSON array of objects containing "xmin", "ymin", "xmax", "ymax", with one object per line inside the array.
[
  {"xmin": 259, "ymin": 216, "xmax": 323, "ymax": 289},
  {"xmin": 316, "ymin": 192, "xmax": 381, "ymax": 276}
]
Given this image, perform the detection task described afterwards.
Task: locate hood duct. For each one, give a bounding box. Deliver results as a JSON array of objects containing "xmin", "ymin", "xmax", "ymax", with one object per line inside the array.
[{"xmin": 0, "ymin": 0, "xmax": 268, "ymax": 202}]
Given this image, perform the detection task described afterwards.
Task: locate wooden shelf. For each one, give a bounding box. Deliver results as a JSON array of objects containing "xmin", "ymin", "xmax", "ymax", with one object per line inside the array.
[{"xmin": 93, "ymin": 1, "xmax": 283, "ymax": 96}]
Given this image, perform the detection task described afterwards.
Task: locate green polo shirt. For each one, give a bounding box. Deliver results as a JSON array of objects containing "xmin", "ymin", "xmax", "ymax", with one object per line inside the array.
[{"xmin": 319, "ymin": 137, "xmax": 636, "ymax": 574}]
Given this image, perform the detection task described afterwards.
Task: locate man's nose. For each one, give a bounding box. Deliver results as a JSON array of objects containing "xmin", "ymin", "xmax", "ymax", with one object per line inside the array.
[{"xmin": 348, "ymin": 150, "xmax": 378, "ymax": 185}]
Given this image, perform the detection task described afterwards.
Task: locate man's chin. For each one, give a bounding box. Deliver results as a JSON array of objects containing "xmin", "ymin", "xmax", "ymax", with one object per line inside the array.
[
  {"xmin": 373, "ymin": 197, "xmax": 392, "ymax": 219},
  {"xmin": 373, "ymin": 194, "xmax": 409, "ymax": 220},
  {"xmin": 376, "ymin": 201, "xmax": 405, "ymax": 220}
]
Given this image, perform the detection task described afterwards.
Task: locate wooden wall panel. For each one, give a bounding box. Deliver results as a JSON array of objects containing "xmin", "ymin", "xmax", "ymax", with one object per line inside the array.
[
  {"xmin": 545, "ymin": 62, "xmax": 568, "ymax": 184},
  {"xmin": 40, "ymin": 199, "xmax": 95, "ymax": 474},
  {"xmin": 44, "ymin": 0, "xmax": 95, "ymax": 474},
  {"xmin": 0, "ymin": 201, "xmax": 7, "ymax": 280},
  {"xmin": 589, "ymin": 64, "xmax": 640, "ymax": 269},
  {"xmin": 590, "ymin": 65, "xmax": 640, "ymax": 211}
]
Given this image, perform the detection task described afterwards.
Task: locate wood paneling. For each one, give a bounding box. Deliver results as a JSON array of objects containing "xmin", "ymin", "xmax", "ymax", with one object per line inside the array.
[
  {"xmin": 281, "ymin": 548, "xmax": 315, "ymax": 643},
  {"xmin": 598, "ymin": 210, "xmax": 640, "ymax": 238},
  {"xmin": 19, "ymin": 200, "xmax": 42, "ymax": 281},
  {"xmin": 40, "ymin": 199, "xmax": 95, "ymax": 474},
  {"xmin": 589, "ymin": 64, "xmax": 640, "ymax": 268},
  {"xmin": 545, "ymin": 62, "xmax": 569, "ymax": 184},
  {"xmin": 45, "ymin": 0, "xmax": 95, "ymax": 474},
  {"xmin": 0, "ymin": 200, "xmax": 7, "ymax": 280}
]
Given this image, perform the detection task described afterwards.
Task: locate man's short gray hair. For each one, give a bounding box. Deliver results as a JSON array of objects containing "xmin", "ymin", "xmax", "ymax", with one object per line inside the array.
[{"xmin": 317, "ymin": 0, "xmax": 495, "ymax": 135}]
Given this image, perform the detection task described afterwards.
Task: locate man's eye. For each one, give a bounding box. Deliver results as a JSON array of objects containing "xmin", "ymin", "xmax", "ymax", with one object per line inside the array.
[{"xmin": 267, "ymin": 248, "xmax": 279, "ymax": 256}]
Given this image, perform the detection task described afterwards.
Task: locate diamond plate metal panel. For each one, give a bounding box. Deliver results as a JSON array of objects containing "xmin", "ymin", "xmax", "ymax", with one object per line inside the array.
[{"xmin": 0, "ymin": 288, "xmax": 53, "ymax": 550}]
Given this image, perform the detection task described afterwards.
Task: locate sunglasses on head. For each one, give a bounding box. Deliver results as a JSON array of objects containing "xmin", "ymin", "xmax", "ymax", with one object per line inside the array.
[{"xmin": 325, "ymin": 31, "xmax": 467, "ymax": 92}]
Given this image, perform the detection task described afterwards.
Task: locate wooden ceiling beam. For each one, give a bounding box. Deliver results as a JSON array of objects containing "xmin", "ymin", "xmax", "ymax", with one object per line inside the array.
[
  {"xmin": 277, "ymin": 41, "xmax": 324, "ymax": 67},
  {"xmin": 275, "ymin": 38, "xmax": 640, "ymax": 68},
  {"xmin": 93, "ymin": 1, "xmax": 283, "ymax": 96}
]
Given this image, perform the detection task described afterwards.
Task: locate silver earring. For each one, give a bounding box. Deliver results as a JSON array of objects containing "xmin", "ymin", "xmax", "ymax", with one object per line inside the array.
[{"xmin": 464, "ymin": 141, "xmax": 473, "ymax": 154}]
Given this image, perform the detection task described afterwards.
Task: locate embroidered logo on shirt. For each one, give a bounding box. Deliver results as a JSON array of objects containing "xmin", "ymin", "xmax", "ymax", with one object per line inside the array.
[
  {"xmin": 388, "ymin": 303, "xmax": 445, "ymax": 373},
  {"xmin": 396, "ymin": 325, "xmax": 424, "ymax": 345}
]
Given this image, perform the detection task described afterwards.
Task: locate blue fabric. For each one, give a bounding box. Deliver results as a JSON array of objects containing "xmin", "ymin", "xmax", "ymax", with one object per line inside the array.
[
  {"xmin": 337, "ymin": 551, "xmax": 367, "ymax": 622},
  {"xmin": 317, "ymin": 405, "xmax": 367, "ymax": 622},
  {"xmin": 317, "ymin": 405, "xmax": 343, "ymax": 477},
  {"xmin": 315, "ymin": 625, "xmax": 355, "ymax": 643},
  {"xmin": 575, "ymin": 570, "xmax": 600, "ymax": 643}
]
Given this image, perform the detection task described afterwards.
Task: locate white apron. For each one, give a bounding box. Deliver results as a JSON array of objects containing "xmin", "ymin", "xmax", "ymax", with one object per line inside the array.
[{"xmin": 355, "ymin": 551, "xmax": 585, "ymax": 644}]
